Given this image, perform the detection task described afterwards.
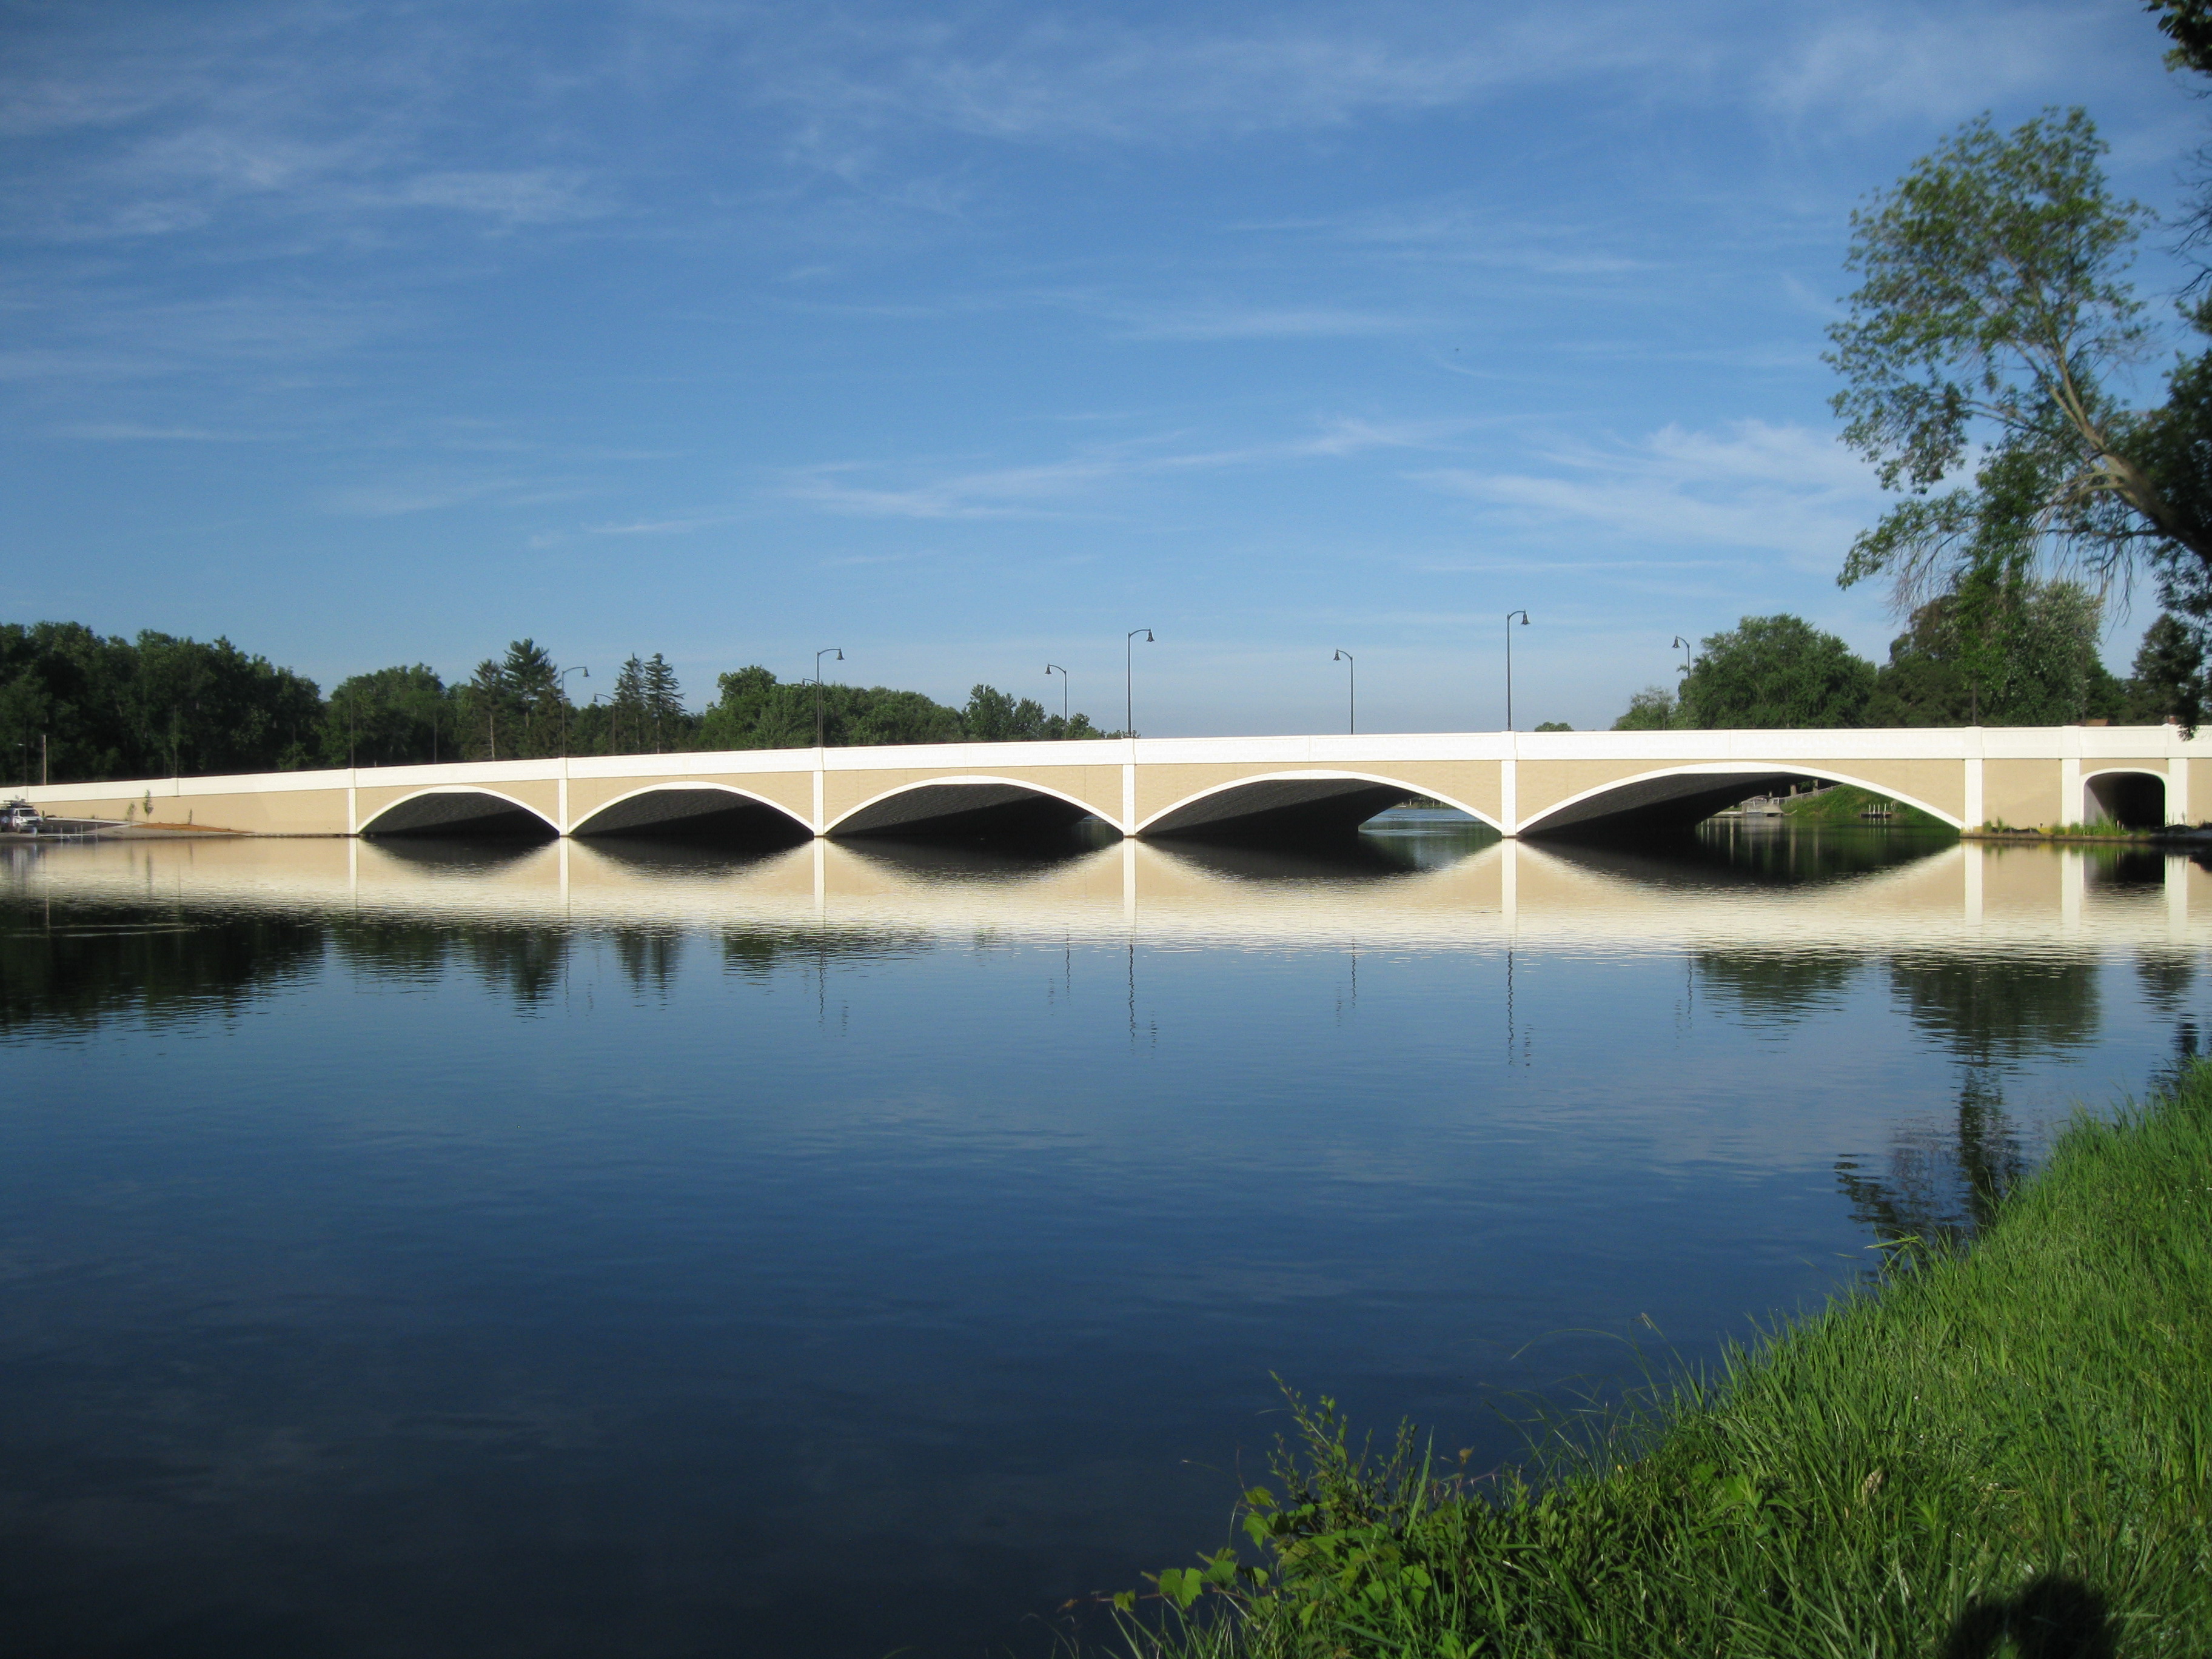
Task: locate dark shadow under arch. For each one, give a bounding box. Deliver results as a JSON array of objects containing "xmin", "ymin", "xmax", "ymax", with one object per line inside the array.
[
  {"xmin": 1140, "ymin": 777, "xmax": 1421, "ymax": 842},
  {"xmin": 570, "ymin": 786, "xmax": 811, "ymax": 846},
  {"xmin": 828, "ymin": 781, "xmax": 1098, "ymax": 840},
  {"xmin": 360, "ymin": 791, "xmax": 557, "ymax": 839},
  {"xmin": 2083, "ymin": 769, "xmax": 2165, "ymax": 831},
  {"xmin": 1521, "ymin": 769, "xmax": 1819, "ymax": 839}
]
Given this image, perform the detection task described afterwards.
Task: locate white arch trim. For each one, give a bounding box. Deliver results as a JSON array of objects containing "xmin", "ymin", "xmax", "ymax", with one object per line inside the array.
[
  {"xmin": 568, "ymin": 780, "xmax": 813, "ymax": 834},
  {"xmin": 823, "ymin": 774, "xmax": 1116, "ymax": 835},
  {"xmin": 1134, "ymin": 771, "xmax": 1503, "ymax": 836},
  {"xmin": 1513, "ymin": 762, "xmax": 1963, "ymax": 835},
  {"xmin": 357, "ymin": 785, "xmax": 561, "ymax": 834}
]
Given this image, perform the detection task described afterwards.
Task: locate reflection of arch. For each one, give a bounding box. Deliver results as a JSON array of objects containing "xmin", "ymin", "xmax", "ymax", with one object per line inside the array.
[
  {"xmin": 570, "ymin": 783, "xmax": 811, "ymax": 842},
  {"xmin": 1515, "ymin": 764, "xmax": 1962, "ymax": 839},
  {"xmin": 826, "ymin": 776, "xmax": 1102, "ymax": 839},
  {"xmin": 1139, "ymin": 773, "xmax": 1497, "ymax": 840},
  {"xmin": 2082, "ymin": 768, "xmax": 2167, "ymax": 830},
  {"xmin": 359, "ymin": 787, "xmax": 559, "ymax": 838}
]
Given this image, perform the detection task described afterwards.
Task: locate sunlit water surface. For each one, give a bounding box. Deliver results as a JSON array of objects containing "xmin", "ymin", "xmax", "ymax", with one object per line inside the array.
[{"xmin": 1, "ymin": 817, "xmax": 2202, "ymax": 1658}]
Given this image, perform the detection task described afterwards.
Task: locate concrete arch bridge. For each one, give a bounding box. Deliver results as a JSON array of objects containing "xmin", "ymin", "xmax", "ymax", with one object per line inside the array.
[{"xmin": 21, "ymin": 727, "xmax": 2207, "ymax": 843}]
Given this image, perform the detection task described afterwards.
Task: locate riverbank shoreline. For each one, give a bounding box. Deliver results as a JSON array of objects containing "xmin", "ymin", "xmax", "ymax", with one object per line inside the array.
[{"xmin": 1124, "ymin": 1064, "xmax": 2212, "ymax": 1657}]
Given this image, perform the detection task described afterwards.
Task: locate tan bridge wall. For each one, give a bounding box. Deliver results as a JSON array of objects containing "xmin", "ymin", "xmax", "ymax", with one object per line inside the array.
[{"xmin": 18, "ymin": 728, "xmax": 2205, "ymax": 838}]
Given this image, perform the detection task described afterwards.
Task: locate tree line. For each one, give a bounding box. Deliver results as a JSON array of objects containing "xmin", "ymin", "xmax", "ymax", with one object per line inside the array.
[
  {"xmin": 1609, "ymin": 598, "xmax": 2202, "ymax": 731},
  {"xmin": 0, "ymin": 624, "xmax": 1114, "ymax": 786}
]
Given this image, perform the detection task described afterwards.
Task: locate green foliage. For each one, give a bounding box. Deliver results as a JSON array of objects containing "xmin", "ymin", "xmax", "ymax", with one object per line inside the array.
[
  {"xmin": 597, "ymin": 653, "xmax": 691, "ymax": 755},
  {"xmin": 2147, "ymin": 0, "xmax": 2212, "ymax": 74},
  {"xmin": 1118, "ymin": 1062, "xmax": 2212, "ymax": 1658},
  {"xmin": 963, "ymin": 683, "xmax": 1107, "ymax": 741},
  {"xmin": 0, "ymin": 622, "xmax": 321, "ymax": 784},
  {"xmin": 1609, "ymin": 686, "xmax": 1678, "ymax": 731},
  {"xmin": 1680, "ymin": 615, "xmax": 1877, "ymax": 728},
  {"xmin": 1531, "ymin": 720, "xmax": 1572, "ymax": 733},
  {"xmin": 696, "ymin": 666, "xmax": 1113, "ymax": 750},
  {"xmin": 1864, "ymin": 580, "xmax": 2125, "ymax": 726},
  {"xmin": 697, "ymin": 665, "xmax": 964, "ymax": 749},
  {"xmin": 1777, "ymin": 784, "xmax": 1946, "ymax": 830},
  {"xmin": 321, "ymin": 665, "xmax": 452, "ymax": 766},
  {"xmin": 2123, "ymin": 612, "xmax": 2205, "ymax": 728},
  {"xmin": 1828, "ymin": 108, "xmax": 2188, "ymax": 609}
]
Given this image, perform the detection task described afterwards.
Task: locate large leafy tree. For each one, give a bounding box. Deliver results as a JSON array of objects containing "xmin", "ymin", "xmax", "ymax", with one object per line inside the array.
[
  {"xmin": 1827, "ymin": 109, "xmax": 2207, "ymax": 610},
  {"xmin": 1865, "ymin": 581, "xmax": 2123, "ymax": 726},
  {"xmin": 321, "ymin": 666, "xmax": 453, "ymax": 768},
  {"xmin": 1680, "ymin": 615, "xmax": 1877, "ymax": 729}
]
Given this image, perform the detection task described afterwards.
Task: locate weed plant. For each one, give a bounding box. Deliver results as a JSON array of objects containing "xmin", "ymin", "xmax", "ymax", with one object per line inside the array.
[{"xmin": 1110, "ymin": 1065, "xmax": 2212, "ymax": 1657}]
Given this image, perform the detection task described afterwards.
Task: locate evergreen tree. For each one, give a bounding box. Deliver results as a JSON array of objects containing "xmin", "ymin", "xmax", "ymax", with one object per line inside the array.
[
  {"xmin": 2124, "ymin": 613, "xmax": 2206, "ymax": 730},
  {"xmin": 642, "ymin": 653, "xmax": 683, "ymax": 749},
  {"xmin": 609, "ymin": 655, "xmax": 648, "ymax": 752}
]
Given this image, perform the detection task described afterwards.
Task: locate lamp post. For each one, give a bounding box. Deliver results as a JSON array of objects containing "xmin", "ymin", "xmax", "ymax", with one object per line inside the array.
[
  {"xmin": 1504, "ymin": 611, "xmax": 1529, "ymax": 731},
  {"xmin": 1333, "ymin": 649, "xmax": 1356, "ymax": 735},
  {"xmin": 1125, "ymin": 629, "xmax": 1153, "ymax": 737},
  {"xmin": 558, "ymin": 666, "xmax": 589, "ymax": 756},
  {"xmin": 814, "ymin": 648, "xmax": 843, "ymax": 748},
  {"xmin": 1045, "ymin": 663, "xmax": 1068, "ymax": 726}
]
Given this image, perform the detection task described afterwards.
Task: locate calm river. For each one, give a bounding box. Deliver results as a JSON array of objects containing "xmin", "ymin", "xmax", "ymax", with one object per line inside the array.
[{"xmin": 1, "ymin": 817, "xmax": 2200, "ymax": 1657}]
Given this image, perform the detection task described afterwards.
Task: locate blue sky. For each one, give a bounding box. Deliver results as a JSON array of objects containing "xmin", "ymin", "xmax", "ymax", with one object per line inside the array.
[{"xmin": 1, "ymin": 0, "xmax": 2200, "ymax": 734}]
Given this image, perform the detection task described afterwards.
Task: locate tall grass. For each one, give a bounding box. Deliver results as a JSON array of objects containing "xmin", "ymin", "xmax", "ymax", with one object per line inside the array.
[{"xmin": 1113, "ymin": 1065, "xmax": 2212, "ymax": 1657}]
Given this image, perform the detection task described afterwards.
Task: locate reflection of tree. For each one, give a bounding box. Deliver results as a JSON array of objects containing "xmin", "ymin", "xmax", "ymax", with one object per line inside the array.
[
  {"xmin": 1886, "ymin": 953, "xmax": 2100, "ymax": 1067},
  {"xmin": 0, "ymin": 902, "xmax": 325, "ymax": 1036},
  {"xmin": 1693, "ymin": 950, "xmax": 1860, "ymax": 1027},
  {"xmin": 2135, "ymin": 950, "xmax": 2196, "ymax": 1017},
  {"xmin": 460, "ymin": 927, "xmax": 570, "ymax": 1005},
  {"xmin": 613, "ymin": 928, "xmax": 681, "ymax": 996},
  {"xmin": 1836, "ymin": 1072, "xmax": 2026, "ymax": 1247},
  {"xmin": 329, "ymin": 917, "xmax": 455, "ymax": 985},
  {"xmin": 719, "ymin": 927, "xmax": 927, "ymax": 979}
]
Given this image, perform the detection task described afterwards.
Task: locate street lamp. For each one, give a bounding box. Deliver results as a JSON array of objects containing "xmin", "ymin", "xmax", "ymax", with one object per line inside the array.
[
  {"xmin": 559, "ymin": 665, "xmax": 589, "ymax": 756},
  {"xmin": 1045, "ymin": 663, "xmax": 1068, "ymax": 726},
  {"xmin": 1671, "ymin": 636, "xmax": 1694, "ymax": 677},
  {"xmin": 1504, "ymin": 611, "xmax": 1530, "ymax": 731},
  {"xmin": 1125, "ymin": 629, "xmax": 1153, "ymax": 737},
  {"xmin": 814, "ymin": 648, "xmax": 843, "ymax": 748},
  {"xmin": 1333, "ymin": 649, "xmax": 1356, "ymax": 735}
]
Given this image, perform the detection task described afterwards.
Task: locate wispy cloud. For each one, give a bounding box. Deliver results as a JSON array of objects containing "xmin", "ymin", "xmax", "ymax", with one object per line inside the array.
[
  {"xmin": 1420, "ymin": 420, "xmax": 1880, "ymax": 568},
  {"xmin": 1758, "ymin": 5, "xmax": 2114, "ymax": 130},
  {"xmin": 58, "ymin": 421, "xmax": 258, "ymax": 442},
  {"xmin": 783, "ymin": 417, "xmax": 1454, "ymax": 519},
  {"xmin": 1113, "ymin": 304, "xmax": 1432, "ymax": 341}
]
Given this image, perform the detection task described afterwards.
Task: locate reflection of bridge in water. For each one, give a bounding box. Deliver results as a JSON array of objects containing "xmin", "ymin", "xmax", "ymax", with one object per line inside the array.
[
  {"xmin": 10, "ymin": 832, "xmax": 2205, "ymax": 959},
  {"xmin": 17, "ymin": 726, "xmax": 2211, "ymax": 842}
]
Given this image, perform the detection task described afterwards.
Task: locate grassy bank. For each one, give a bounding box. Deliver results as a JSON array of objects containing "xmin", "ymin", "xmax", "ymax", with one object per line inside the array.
[
  {"xmin": 1780, "ymin": 784, "xmax": 1949, "ymax": 831},
  {"xmin": 1118, "ymin": 1066, "xmax": 2212, "ymax": 1657}
]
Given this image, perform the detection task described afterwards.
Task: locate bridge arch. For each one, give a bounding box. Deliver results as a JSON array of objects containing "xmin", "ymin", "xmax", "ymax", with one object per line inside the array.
[
  {"xmin": 1515, "ymin": 763, "xmax": 1963, "ymax": 839},
  {"xmin": 825, "ymin": 776, "xmax": 1104, "ymax": 839},
  {"xmin": 1138, "ymin": 772, "xmax": 1500, "ymax": 840},
  {"xmin": 358, "ymin": 786, "xmax": 560, "ymax": 838},
  {"xmin": 569, "ymin": 782, "xmax": 812, "ymax": 842},
  {"xmin": 2082, "ymin": 768, "xmax": 2168, "ymax": 830}
]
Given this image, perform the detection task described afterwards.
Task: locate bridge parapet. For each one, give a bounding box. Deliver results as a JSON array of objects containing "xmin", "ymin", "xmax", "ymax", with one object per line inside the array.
[{"xmin": 16, "ymin": 726, "xmax": 2206, "ymax": 841}]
